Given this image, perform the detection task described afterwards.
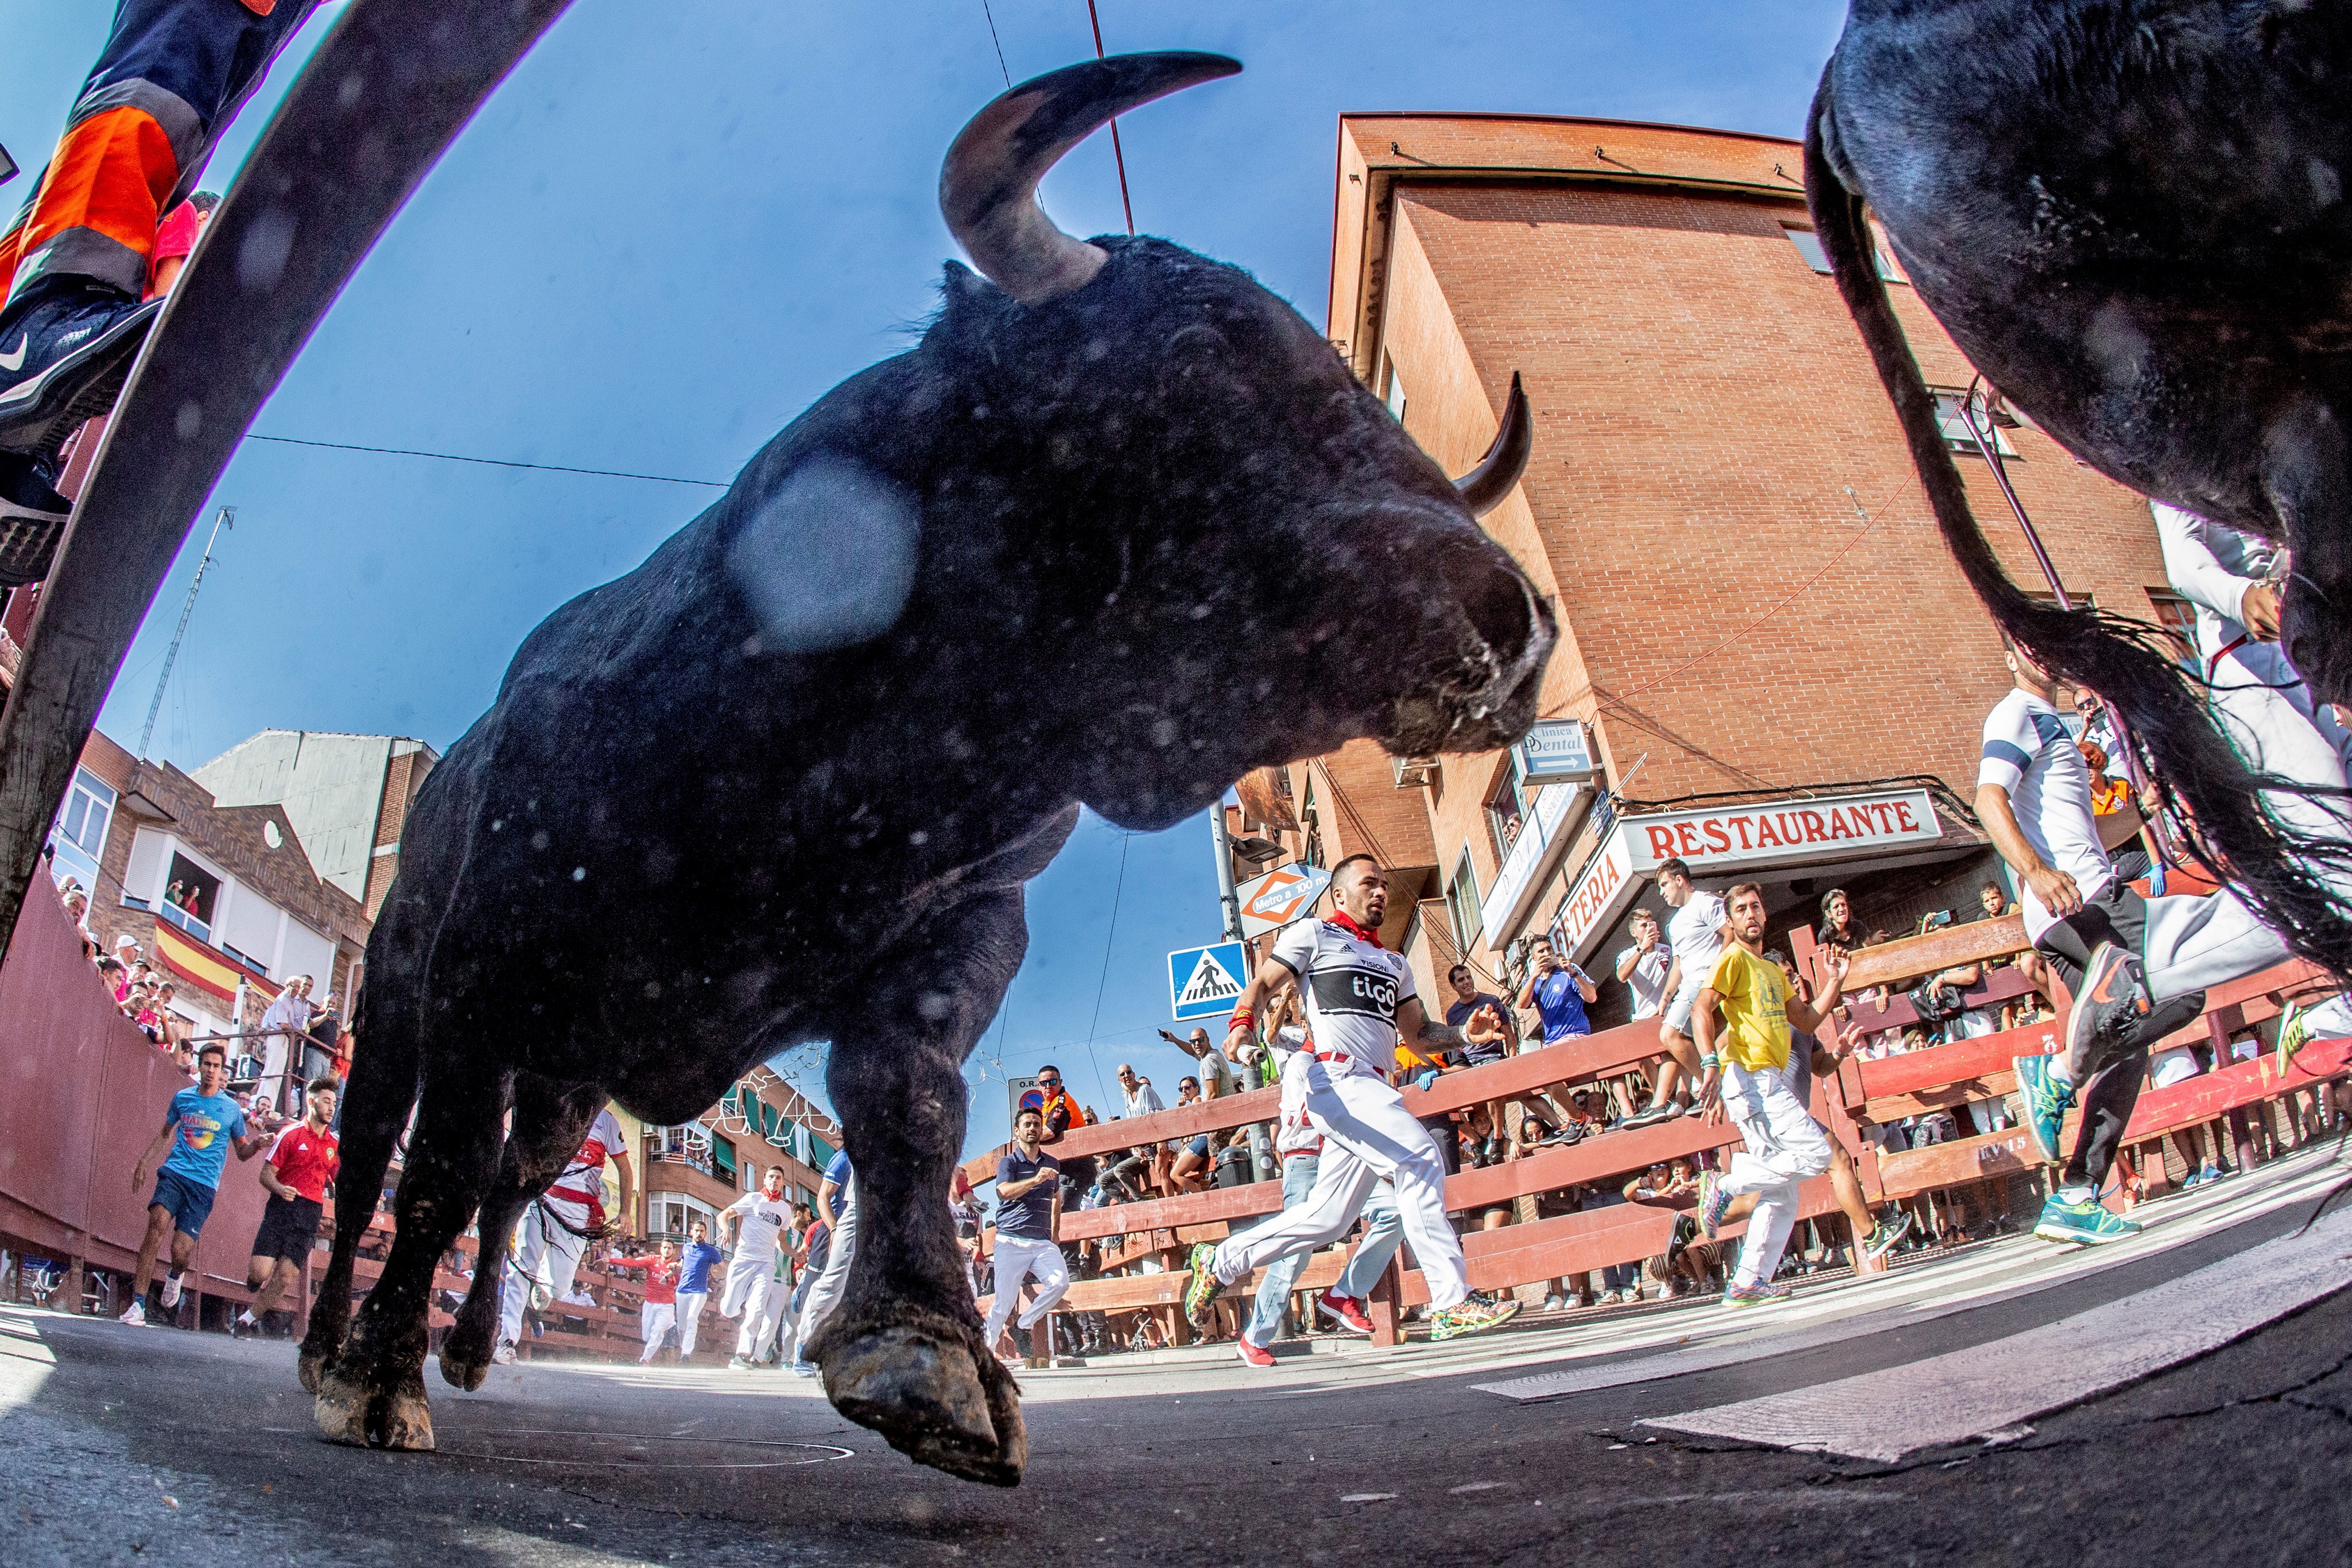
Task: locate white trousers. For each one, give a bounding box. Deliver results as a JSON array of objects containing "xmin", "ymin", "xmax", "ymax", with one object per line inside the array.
[
  {"xmin": 498, "ymin": 1197, "xmax": 587, "ymax": 1348},
  {"xmin": 674, "ymin": 1290, "xmax": 708, "ymax": 1358},
  {"xmin": 638, "ymin": 1301, "xmax": 676, "ymax": 1363},
  {"xmin": 1720, "ymin": 1059, "xmax": 1833, "ymax": 1288},
  {"xmin": 720, "ymin": 1252, "xmax": 776, "ymax": 1356},
  {"xmin": 2194, "ymin": 639, "xmax": 2352, "ymax": 1033},
  {"xmin": 980, "ymin": 1235, "xmax": 1070, "ymax": 1350},
  {"xmin": 1210, "ymin": 1064, "xmax": 1469, "ymax": 1312},
  {"xmin": 796, "ymin": 1180, "xmax": 858, "ymax": 1357}
]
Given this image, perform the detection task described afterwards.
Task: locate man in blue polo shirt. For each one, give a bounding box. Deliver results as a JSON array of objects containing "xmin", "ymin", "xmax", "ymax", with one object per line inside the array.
[
  {"xmin": 673, "ymin": 1218, "xmax": 723, "ymax": 1361},
  {"xmin": 981, "ymin": 1107, "xmax": 1069, "ymax": 1365},
  {"xmin": 122, "ymin": 1042, "xmax": 267, "ymax": 1326}
]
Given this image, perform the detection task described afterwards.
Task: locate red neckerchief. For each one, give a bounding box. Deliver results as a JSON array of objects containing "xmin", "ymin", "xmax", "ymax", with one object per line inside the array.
[{"xmin": 1327, "ymin": 911, "xmax": 1384, "ymax": 949}]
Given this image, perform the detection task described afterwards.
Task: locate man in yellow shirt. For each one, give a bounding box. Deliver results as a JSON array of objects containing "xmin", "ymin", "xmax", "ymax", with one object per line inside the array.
[{"xmin": 1690, "ymin": 883, "xmax": 1848, "ymax": 1307}]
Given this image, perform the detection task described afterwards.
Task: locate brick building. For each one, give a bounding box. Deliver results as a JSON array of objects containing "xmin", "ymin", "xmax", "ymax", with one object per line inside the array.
[
  {"xmin": 634, "ymin": 1066, "xmax": 843, "ymax": 1242},
  {"xmin": 1234, "ymin": 112, "xmax": 2180, "ymax": 1020},
  {"xmin": 44, "ymin": 726, "xmax": 373, "ymax": 1042},
  {"xmin": 191, "ymin": 729, "xmax": 438, "ymax": 919}
]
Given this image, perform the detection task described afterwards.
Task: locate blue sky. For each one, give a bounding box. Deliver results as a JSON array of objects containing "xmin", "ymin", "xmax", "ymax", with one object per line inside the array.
[{"xmin": 2, "ymin": 1, "xmax": 1846, "ymax": 1155}]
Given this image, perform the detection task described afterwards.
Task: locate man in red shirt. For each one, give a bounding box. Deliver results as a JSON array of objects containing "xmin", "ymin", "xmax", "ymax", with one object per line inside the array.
[
  {"xmin": 234, "ymin": 1076, "xmax": 339, "ymax": 1338},
  {"xmin": 609, "ymin": 1240, "xmax": 685, "ymax": 1365}
]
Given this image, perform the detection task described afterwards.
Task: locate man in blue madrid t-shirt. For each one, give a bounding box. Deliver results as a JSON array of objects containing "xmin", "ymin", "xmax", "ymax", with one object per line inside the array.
[
  {"xmin": 1516, "ymin": 942, "xmax": 1598, "ymax": 1045},
  {"xmin": 123, "ymin": 1041, "xmax": 267, "ymax": 1326}
]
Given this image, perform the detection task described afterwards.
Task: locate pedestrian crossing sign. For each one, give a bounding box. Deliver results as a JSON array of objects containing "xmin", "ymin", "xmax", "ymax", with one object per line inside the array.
[{"xmin": 1167, "ymin": 941, "xmax": 1248, "ymax": 1022}]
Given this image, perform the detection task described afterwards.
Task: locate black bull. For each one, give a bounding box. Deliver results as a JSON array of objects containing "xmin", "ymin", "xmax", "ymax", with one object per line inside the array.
[
  {"xmin": 1811, "ymin": 0, "xmax": 2352, "ymax": 976},
  {"xmin": 296, "ymin": 53, "xmax": 1554, "ymax": 1485}
]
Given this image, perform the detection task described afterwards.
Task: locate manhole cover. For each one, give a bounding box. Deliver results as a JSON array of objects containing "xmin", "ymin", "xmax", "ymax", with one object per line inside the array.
[{"xmin": 432, "ymin": 1429, "xmax": 855, "ymax": 1469}]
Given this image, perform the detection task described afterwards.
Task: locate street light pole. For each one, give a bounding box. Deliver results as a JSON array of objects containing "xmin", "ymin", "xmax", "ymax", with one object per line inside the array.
[{"xmin": 1208, "ymin": 795, "xmax": 1243, "ymax": 941}]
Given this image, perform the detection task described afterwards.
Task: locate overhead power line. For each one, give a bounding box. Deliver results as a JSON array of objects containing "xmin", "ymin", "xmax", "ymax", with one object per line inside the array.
[
  {"xmin": 979, "ymin": 0, "xmax": 1012, "ymax": 86},
  {"xmin": 1082, "ymin": 0, "xmax": 1136, "ymax": 235},
  {"xmin": 243, "ymin": 432, "xmax": 728, "ymax": 488}
]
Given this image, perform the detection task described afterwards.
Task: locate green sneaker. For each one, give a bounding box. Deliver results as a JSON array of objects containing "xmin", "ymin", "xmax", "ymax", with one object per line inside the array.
[
  {"xmin": 1861, "ymin": 1209, "xmax": 1914, "ymax": 1264},
  {"xmin": 1723, "ymin": 1280, "xmax": 1774, "ymax": 1308},
  {"xmin": 2031, "ymin": 1194, "xmax": 2138, "ymax": 1245},
  {"xmin": 1182, "ymin": 1241, "xmax": 1227, "ymax": 1326},
  {"xmin": 2013, "ymin": 1051, "xmax": 2074, "ymax": 1166},
  {"xmin": 1427, "ymin": 1296, "xmax": 1522, "ymax": 1341},
  {"xmin": 2277, "ymin": 1000, "xmax": 2315, "ymax": 1074}
]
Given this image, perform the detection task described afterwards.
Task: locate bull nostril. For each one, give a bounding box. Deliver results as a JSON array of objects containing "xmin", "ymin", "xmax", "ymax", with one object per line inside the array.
[{"xmin": 1442, "ymin": 552, "xmax": 1534, "ymax": 666}]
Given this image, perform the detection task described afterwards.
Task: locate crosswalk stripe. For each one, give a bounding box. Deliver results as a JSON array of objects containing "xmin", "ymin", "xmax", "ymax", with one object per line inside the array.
[
  {"xmin": 1468, "ymin": 1146, "xmax": 2347, "ymax": 1400},
  {"xmin": 1637, "ymin": 1202, "xmax": 2352, "ymax": 1460}
]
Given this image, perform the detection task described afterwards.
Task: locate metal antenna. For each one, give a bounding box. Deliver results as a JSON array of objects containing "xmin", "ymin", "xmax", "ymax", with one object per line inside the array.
[{"xmin": 137, "ymin": 506, "xmax": 234, "ymax": 759}]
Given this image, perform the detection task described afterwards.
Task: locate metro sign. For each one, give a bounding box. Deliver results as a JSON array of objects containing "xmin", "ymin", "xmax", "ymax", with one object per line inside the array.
[{"xmin": 1235, "ymin": 861, "xmax": 1333, "ymax": 938}]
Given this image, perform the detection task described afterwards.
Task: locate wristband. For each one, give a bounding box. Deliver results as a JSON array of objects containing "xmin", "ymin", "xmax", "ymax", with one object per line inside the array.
[
  {"xmin": 1229, "ymin": 1009, "xmax": 1253, "ymax": 1030},
  {"xmin": 1699, "ymin": 1053, "xmax": 1720, "ymax": 1072}
]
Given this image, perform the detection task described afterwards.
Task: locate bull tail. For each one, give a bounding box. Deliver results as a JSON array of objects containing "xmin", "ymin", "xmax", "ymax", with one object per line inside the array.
[{"xmin": 1805, "ymin": 71, "xmax": 2352, "ymax": 980}]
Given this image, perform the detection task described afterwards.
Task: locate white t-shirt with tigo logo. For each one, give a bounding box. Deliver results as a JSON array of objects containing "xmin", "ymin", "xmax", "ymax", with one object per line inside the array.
[{"xmin": 1269, "ymin": 918, "xmax": 1415, "ymax": 1080}]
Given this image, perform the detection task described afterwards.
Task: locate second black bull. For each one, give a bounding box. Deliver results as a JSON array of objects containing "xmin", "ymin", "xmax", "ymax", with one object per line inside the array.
[{"xmin": 296, "ymin": 53, "xmax": 1554, "ymax": 1485}]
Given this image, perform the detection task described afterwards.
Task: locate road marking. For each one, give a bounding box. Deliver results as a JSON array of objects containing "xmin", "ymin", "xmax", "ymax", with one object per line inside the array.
[
  {"xmin": 1639, "ymin": 1202, "xmax": 2352, "ymax": 1460},
  {"xmin": 1468, "ymin": 1147, "xmax": 2347, "ymax": 1402}
]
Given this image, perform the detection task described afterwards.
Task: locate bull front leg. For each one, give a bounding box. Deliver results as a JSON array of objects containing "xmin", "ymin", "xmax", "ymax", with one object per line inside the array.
[{"xmin": 806, "ymin": 887, "xmax": 1030, "ymax": 1486}]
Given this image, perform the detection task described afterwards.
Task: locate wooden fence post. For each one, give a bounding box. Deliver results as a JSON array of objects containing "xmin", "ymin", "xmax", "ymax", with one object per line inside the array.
[{"xmin": 1368, "ymin": 1252, "xmax": 1402, "ymax": 1346}]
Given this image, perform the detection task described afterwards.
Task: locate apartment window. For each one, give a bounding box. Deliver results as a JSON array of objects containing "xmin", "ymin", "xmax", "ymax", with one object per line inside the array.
[
  {"xmin": 47, "ymin": 766, "xmax": 115, "ymax": 892},
  {"xmin": 1485, "ymin": 757, "xmax": 1531, "ymax": 862},
  {"xmin": 1931, "ymin": 390, "xmax": 2017, "ymax": 455},
  {"xmin": 1784, "ymin": 224, "xmax": 1905, "ymax": 281},
  {"xmin": 2146, "ymin": 590, "xmax": 2199, "ymax": 671},
  {"xmin": 157, "ymin": 851, "xmax": 221, "ymax": 944},
  {"xmin": 1446, "ymin": 847, "xmax": 1482, "ymax": 952},
  {"xmin": 1383, "ymin": 358, "xmax": 1407, "ymax": 424}
]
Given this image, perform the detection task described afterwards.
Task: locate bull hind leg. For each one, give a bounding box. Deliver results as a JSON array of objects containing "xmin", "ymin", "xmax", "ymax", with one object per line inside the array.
[
  {"xmin": 807, "ymin": 888, "xmax": 1030, "ymax": 1487},
  {"xmin": 314, "ymin": 1059, "xmax": 508, "ymax": 1451},
  {"xmin": 440, "ymin": 1078, "xmax": 607, "ymax": 1391}
]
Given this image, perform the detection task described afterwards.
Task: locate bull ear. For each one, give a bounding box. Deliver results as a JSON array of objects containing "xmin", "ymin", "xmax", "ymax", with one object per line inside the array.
[
  {"xmin": 940, "ymin": 52, "xmax": 1241, "ymax": 304},
  {"xmin": 1455, "ymin": 372, "xmax": 1531, "ymax": 518}
]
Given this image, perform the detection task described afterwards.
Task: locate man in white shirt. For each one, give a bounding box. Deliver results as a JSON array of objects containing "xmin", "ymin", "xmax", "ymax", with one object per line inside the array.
[
  {"xmin": 255, "ymin": 975, "xmax": 315, "ymax": 1119},
  {"xmin": 718, "ymin": 1166, "xmax": 794, "ymax": 1369},
  {"xmin": 1182, "ymin": 855, "xmax": 1520, "ymax": 1354},
  {"xmin": 1614, "ymin": 907, "xmax": 1673, "ymax": 1019},
  {"xmin": 1981, "ymin": 638, "xmax": 2319, "ymax": 1245},
  {"xmin": 1622, "ymin": 861, "xmax": 1726, "ymax": 1129},
  {"xmin": 495, "ymin": 1104, "xmax": 632, "ymax": 1363},
  {"xmin": 2155, "ymin": 501, "xmax": 2352, "ymax": 1046}
]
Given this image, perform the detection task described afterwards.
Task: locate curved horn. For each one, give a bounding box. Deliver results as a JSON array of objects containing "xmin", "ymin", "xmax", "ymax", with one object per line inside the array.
[
  {"xmin": 1456, "ymin": 372, "xmax": 1532, "ymax": 518},
  {"xmin": 940, "ymin": 51, "xmax": 1241, "ymax": 305}
]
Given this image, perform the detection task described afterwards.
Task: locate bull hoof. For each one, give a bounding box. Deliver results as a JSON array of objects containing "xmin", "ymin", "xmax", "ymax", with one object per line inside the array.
[
  {"xmin": 822, "ymin": 1322, "xmax": 1024, "ymax": 1487},
  {"xmin": 378, "ymin": 1383, "xmax": 436, "ymax": 1451},
  {"xmin": 313, "ymin": 1368, "xmax": 371, "ymax": 1447},
  {"xmin": 439, "ymin": 1343, "xmax": 491, "ymax": 1392},
  {"xmin": 297, "ymin": 1345, "xmax": 331, "ymax": 1396}
]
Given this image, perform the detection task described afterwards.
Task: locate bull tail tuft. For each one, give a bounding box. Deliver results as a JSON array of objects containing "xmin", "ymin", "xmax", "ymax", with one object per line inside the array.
[{"xmin": 1806, "ymin": 70, "xmax": 2352, "ymax": 981}]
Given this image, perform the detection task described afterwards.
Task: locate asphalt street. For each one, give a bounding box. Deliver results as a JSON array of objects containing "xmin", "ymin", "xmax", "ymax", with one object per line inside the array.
[{"xmin": 6, "ymin": 1148, "xmax": 2351, "ymax": 1567}]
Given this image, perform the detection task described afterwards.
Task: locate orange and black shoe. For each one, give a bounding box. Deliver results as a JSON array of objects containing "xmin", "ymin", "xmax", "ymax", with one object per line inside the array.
[
  {"xmin": 0, "ymin": 278, "xmax": 162, "ymax": 456},
  {"xmin": 2063, "ymin": 941, "xmax": 2145, "ymax": 1069}
]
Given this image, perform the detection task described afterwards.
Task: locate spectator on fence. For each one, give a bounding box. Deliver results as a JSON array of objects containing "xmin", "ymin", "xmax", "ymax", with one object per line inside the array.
[
  {"xmin": 256, "ymin": 976, "xmax": 315, "ymax": 1119},
  {"xmin": 1457, "ymin": 1105, "xmax": 1513, "ymax": 1232},
  {"xmin": 1168, "ymin": 1077, "xmax": 1213, "ymax": 1193},
  {"xmin": 1443, "ymin": 963, "xmax": 1518, "ymax": 1138},
  {"xmin": 1816, "ymin": 888, "xmax": 1868, "ymax": 957},
  {"xmin": 610, "ymin": 1240, "xmax": 684, "ymax": 1364},
  {"xmin": 1113, "ymin": 1062, "xmax": 1171, "ymax": 1193},
  {"xmin": 1518, "ymin": 942, "xmax": 1597, "ymax": 1047},
  {"xmin": 674, "ymin": 1218, "xmax": 721, "ymax": 1361},
  {"xmin": 1973, "ymin": 880, "xmax": 2052, "ymax": 1000},
  {"xmin": 122, "ymin": 1041, "xmax": 267, "ymax": 1326},
  {"xmin": 232, "ymin": 1076, "xmax": 340, "ymax": 1340}
]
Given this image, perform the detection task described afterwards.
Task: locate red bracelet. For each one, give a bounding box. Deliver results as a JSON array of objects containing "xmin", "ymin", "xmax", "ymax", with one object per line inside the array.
[{"xmin": 1229, "ymin": 1009, "xmax": 1254, "ymax": 1030}]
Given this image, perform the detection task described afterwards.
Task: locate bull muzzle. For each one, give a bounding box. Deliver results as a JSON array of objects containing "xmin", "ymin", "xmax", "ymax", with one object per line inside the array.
[{"xmin": 1382, "ymin": 564, "xmax": 1556, "ymax": 758}]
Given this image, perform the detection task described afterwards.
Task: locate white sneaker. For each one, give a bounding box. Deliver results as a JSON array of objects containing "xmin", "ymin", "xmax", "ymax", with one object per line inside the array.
[
  {"xmin": 118, "ymin": 1301, "xmax": 147, "ymax": 1326},
  {"xmin": 491, "ymin": 1342, "xmax": 517, "ymax": 1364},
  {"xmin": 158, "ymin": 1272, "xmax": 183, "ymax": 1310}
]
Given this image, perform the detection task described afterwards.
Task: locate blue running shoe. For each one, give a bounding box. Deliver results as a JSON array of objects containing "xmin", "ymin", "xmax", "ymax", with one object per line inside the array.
[
  {"xmin": 0, "ymin": 279, "xmax": 163, "ymax": 456},
  {"xmin": 2032, "ymin": 1194, "xmax": 2137, "ymax": 1245},
  {"xmin": 1697, "ymin": 1169, "xmax": 1730, "ymax": 1239},
  {"xmin": 1723, "ymin": 1280, "xmax": 1774, "ymax": 1308},
  {"xmin": 2013, "ymin": 1051, "xmax": 2074, "ymax": 1166}
]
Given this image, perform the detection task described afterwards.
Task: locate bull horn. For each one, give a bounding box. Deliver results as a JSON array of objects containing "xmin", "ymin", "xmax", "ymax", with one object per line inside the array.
[
  {"xmin": 940, "ymin": 51, "xmax": 1241, "ymax": 305},
  {"xmin": 1455, "ymin": 372, "xmax": 1532, "ymax": 518}
]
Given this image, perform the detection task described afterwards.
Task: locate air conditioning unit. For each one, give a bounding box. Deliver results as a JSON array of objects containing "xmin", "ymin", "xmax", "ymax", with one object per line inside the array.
[{"xmin": 1392, "ymin": 755, "xmax": 1439, "ymax": 789}]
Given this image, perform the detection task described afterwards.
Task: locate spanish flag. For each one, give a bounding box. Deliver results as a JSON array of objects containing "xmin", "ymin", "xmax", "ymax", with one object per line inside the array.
[{"xmin": 151, "ymin": 921, "xmax": 277, "ymax": 1007}]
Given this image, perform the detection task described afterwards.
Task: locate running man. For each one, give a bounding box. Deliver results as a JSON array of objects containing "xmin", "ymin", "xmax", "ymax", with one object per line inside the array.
[
  {"xmin": 234, "ymin": 1075, "xmax": 340, "ymax": 1338},
  {"xmin": 1687, "ymin": 884, "xmax": 1850, "ymax": 1306},
  {"xmin": 2154, "ymin": 502, "xmax": 2352, "ymax": 1051},
  {"xmin": 792, "ymin": 1148, "xmax": 858, "ymax": 1377},
  {"xmin": 610, "ymin": 1240, "xmax": 685, "ymax": 1365},
  {"xmin": 673, "ymin": 1218, "xmax": 722, "ymax": 1361},
  {"xmin": 122, "ymin": 1041, "xmax": 267, "ymax": 1325},
  {"xmin": 980, "ymin": 1108, "xmax": 1070, "ymax": 1365},
  {"xmin": 494, "ymin": 1103, "xmax": 632, "ymax": 1364},
  {"xmin": 1623, "ymin": 859, "xmax": 1729, "ymax": 1129},
  {"xmin": 718, "ymin": 1166, "xmax": 793, "ymax": 1370},
  {"xmin": 1, "ymin": 0, "xmax": 324, "ymax": 564},
  {"xmin": 1980, "ymin": 637, "xmax": 2319, "ymax": 1243},
  {"xmin": 1182, "ymin": 855, "xmax": 1519, "ymax": 1347}
]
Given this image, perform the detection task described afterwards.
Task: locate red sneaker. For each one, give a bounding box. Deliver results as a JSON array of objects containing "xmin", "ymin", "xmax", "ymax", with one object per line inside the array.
[
  {"xmin": 1236, "ymin": 1336, "xmax": 1276, "ymax": 1369},
  {"xmin": 1316, "ymin": 1290, "xmax": 1374, "ymax": 1336}
]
